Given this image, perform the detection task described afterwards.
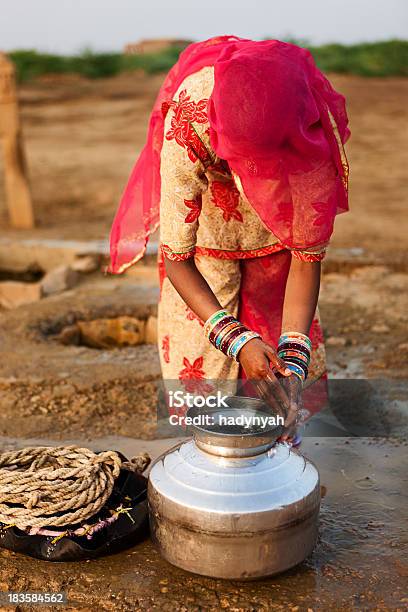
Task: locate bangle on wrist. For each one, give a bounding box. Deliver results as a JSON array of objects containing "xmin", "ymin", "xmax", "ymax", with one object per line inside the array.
[
  {"xmin": 279, "ymin": 331, "xmax": 312, "ymax": 351},
  {"xmin": 204, "ymin": 310, "xmax": 261, "ymax": 360},
  {"xmin": 278, "ymin": 331, "xmax": 312, "ymax": 383},
  {"xmin": 203, "ymin": 309, "xmax": 230, "ymax": 336},
  {"xmin": 229, "ymin": 331, "xmax": 261, "ymax": 361},
  {"xmin": 284, "ymin": 363, "xmax": 305, "ymax": 383}
]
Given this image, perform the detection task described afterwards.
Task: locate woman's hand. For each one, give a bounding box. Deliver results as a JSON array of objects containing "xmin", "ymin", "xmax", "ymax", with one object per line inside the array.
[
  {"xmin": 238, "ymin": 338, "xmax": 292, "ymax": 416},
  {"xmin": 278, "ymin": 374, "xmax": 304, "ymax": 441},
  {"xmin": 238, "ymin": 338, "xmax": 290, "ymax": 379}
]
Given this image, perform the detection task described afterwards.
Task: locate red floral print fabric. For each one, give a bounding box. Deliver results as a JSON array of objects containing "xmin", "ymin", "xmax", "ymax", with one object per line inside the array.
[
  {"xmin": 178, "ymin": 356, "xmax": 213, "ymax": 394},
  {"xmin": 183, "ymin": 196, "xmax": 202, "ymax": 223},
  {"xmin": 210, "ymin": 180, "xmax": 243, "ymax": 222},
  {"xmin": 165, "ymin": 90, "xmax": 212, "ymax": 165},
  {"xmin": 162, "ymin": 334, "xmax": 170, "ymax": 363},
  {"xmin": 195, "ymin": 243, "xmax": 285, "ymax": 260}
]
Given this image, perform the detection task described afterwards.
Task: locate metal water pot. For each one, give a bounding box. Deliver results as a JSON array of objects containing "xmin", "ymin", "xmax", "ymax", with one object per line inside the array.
[{"xmin": 148, "ymin": 397, "xmax": 320, "ymax": 579}]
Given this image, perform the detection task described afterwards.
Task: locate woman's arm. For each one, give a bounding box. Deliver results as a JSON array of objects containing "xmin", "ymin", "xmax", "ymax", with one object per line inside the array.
[
  {"xmin": 278, "ymin": 257, "xmax": 321, "ymax": 437},
  {"xmin": 164, "ymin": 258, "xmax": 290, "ymax": 379},
  {"xmin": 164, "ymin": 258, "xmax": 222, "ymax": 322},
  {"xmin": 281, "ymin": 258, "xmax": 321, "ymax": 335}
]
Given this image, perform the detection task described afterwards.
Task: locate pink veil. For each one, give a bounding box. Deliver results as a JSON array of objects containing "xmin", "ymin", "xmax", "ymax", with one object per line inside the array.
[{"xmin": 109, "ymin": 36, "xmax": 349, "ymax": 273}]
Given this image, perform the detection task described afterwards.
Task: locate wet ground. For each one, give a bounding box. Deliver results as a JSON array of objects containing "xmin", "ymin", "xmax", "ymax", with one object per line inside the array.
[{"xmin": 0, "ymin": 436, "xmax": 406, "ymax": 611}]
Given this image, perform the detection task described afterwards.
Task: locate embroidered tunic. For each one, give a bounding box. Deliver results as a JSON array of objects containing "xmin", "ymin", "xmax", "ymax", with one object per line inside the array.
[{"xmin": 159, "ymin": 66, "xmax": 327, "ymax": 263}]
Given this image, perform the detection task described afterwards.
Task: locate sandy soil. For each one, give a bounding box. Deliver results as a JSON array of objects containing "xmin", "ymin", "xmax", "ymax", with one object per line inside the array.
[{"xmin": 0, "ymin": 73, "xmax": 407, "ymax": 256}]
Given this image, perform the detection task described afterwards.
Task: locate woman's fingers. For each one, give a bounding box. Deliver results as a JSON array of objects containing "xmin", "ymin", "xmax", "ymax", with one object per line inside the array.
[
  {"xmin": 264, "ymin": 370, "xmax": 290, "ymax": 409},
  {"xmin": 282, "ymin": 377, "xmax": 301, "ymax": 427},
  {"xmin": 285, "ymin": 401, "xmax": 299, "ymax": 429},
  {"xmin": 263, "ymin": 343, "xmax": 291, "ymax": 376},
  {"xmin": 252, "ymin": 355, "xmax": 287, "ymax": 410},
  {"xmin": 239, "ymin": 340, "xmax": 294, "ymax": 419},
  {"xmin": 278, "ymin": 425, "xmax": 296, "ymax": 443},
  {"xmin": 256, "ymin": 372, "xmax": 288, "ymax": 416}
]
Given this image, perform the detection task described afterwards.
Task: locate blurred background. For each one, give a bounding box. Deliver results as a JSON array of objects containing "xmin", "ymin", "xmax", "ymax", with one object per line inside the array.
[
  {"xmin": 0, "ymin": 0, "xmax": 407, "ymax": 248},
  {"xmin": 0, "ymin": 0, "xmax": 407, "ymax": 440}
]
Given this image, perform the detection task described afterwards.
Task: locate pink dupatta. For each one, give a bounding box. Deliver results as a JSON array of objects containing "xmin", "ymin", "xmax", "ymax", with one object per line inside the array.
[{"xmin": 109, "ymin": 36, "xmax": 349, "ymax": 273}]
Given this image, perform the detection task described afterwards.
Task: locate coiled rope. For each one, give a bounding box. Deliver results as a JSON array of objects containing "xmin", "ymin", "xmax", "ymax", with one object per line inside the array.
[{"xmin": 0, "ymin": 445, "xmax": 150, "ymax": 530}]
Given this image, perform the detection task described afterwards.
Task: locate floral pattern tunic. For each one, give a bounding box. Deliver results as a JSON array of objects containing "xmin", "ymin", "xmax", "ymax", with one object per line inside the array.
[
  {"xmin": 159, "ymin": 66, "xmax": 327, "ymax": 263},
  {"xmin": 157, "ymin": 66, "xmax": 328, "ymax": 412}
]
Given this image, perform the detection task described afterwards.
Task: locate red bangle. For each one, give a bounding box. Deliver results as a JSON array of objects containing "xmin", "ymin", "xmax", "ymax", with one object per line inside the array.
[{"xmin": 208, "ymin": 316, "xmax": 236, "ymax": 344}]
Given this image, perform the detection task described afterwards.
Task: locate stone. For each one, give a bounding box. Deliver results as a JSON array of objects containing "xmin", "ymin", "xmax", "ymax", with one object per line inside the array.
[
  {"xmin": 71, "ymin": 254, "xmax": 101, "ymax": 273},
  {"xmin": 52, "ymin": 383, "xmax": 76, "ymax": 398},
  {"xmin": 0, "ymin": 396, "xmax": 15, "ymax": 410},
  {"xmin": 0, "ymin": 237, "xmax": 108, "ymax": 273},
  {"xmin": 371, "ymin": 324, "xmax": 390, "ymax": 333},
  {"xmin": 0, "ymin": 280, "xmax": 41, "ymax": 308},
  {"xmin": 326, "ymin": 336, "xmax": 347, "ymax": 347},
  {"xmin": 55, "ymin": 324, "xmax": 81, "ymax": 346},
  {"xmin": 77, "ymin": 316, "xmax": 145, "ymax": 349},
  {"xmin": 145, "ymin": 315, "xmax": 158, "ymax": 344},
  {"xmin": 40, "ymin": 265, "xmax": 79, "ymax": 296}
]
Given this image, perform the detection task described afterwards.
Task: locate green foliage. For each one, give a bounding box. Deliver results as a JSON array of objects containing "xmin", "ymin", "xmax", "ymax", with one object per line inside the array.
[
  {"xmin": 309, "ymin": 40, "xmax": 408, "ymax": 76},
  {"xmin": 69, "ymin": 50, "xmax": 122, "ymax": 79},
  {"xmin": 9, "ymin": 50, "xmax": 69, "ymax": 81},
  {"xmin": 9, "ymin": 46, "xmax": 186, "ymax": 82},
  {"xmin": 8, "ymin": 40, "xmax": 408, "ymax": 83},
  {"xmin": 120, "ymin": 45, "xmax": 186, "ymax": 75}
]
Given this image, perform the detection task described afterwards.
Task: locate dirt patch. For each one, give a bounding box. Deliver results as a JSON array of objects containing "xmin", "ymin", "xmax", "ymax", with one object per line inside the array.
[
  {"xmin": 320, "ymin": 264, "xmax": 408, "ymax": 379},
  {"xmin": 0, "ymin": 282, "xmax": 161, "ymax": 440}
]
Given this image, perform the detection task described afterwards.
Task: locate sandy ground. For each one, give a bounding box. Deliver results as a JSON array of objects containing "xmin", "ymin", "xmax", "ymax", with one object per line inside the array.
[
  {"xmin": 0, "ymin": 264, "xmax": 407, "ymax": 440},
  {"xmin": 0, "ymin": 72, "xmax": 407, "ymax": 610},
  {"xmin": 1, "ymin": 73, "xmax": 407, "ymax": 256}
]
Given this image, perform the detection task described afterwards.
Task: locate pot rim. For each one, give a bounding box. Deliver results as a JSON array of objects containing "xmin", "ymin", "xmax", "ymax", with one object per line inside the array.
[{"xmin": 186, "ymin": 396, "xmax": 284, "ymax": 448}]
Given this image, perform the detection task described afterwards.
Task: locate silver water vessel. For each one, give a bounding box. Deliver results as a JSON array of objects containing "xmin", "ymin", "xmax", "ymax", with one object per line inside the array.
[{"xmin": 148, "ymin": 397, "xmax": 320, "ymax": 579}]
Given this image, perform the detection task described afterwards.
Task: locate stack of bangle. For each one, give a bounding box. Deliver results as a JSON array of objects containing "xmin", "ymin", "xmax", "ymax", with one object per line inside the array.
[
  {"xmin": 204, "ymin": 309, "xmax": 261, "ymax": 361},
  {"xmin": 277, "ymin": 331, "xmax": 312, "ymax": 383}
]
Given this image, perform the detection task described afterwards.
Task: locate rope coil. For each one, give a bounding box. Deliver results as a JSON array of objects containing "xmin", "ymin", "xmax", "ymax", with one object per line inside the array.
[{"xmin": 0, "ymin": 445, "xmax": 150, "ymax": 530}]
